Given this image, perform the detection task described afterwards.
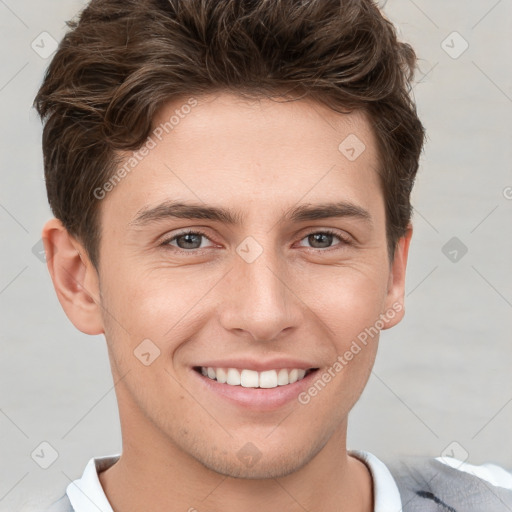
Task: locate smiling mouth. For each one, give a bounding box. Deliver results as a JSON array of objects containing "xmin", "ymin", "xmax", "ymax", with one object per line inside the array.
[{"xmin": 193, "ymin": 366, "xmax": 319, "ymax": 388}]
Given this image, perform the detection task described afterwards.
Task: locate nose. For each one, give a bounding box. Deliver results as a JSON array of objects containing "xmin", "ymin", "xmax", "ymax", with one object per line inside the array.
[{"xmin": 218, "ymin": 241, "xmax": 303, "ymax": 342}]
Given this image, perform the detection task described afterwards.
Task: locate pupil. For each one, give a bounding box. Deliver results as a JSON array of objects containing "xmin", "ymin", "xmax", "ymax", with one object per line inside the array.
[
  {"xmin": 310, "ymin": 233, "xmax": 332, "ymax": 248},
  {"xmin": 179, "ymin": 233, "xmax": 201, "ymax": 249}
]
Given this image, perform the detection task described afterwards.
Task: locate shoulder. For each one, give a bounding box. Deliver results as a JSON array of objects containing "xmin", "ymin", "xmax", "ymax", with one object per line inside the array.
[
  {"xmin": 42, "ymin": 493, "xmax": 74, "ymax": 512},
  {"xmin": 437, "ymin": 456, "xmax": 512, "ymax": 489},
  {"xmin": 385, "ymin": 455, "xmax": 512, "ymax": 512}
]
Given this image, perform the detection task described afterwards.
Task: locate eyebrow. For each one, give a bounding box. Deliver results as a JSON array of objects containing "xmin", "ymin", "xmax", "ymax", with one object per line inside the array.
[{"xmin": 129, "ymin": 200, "xmax": 373, "ymax": 227}]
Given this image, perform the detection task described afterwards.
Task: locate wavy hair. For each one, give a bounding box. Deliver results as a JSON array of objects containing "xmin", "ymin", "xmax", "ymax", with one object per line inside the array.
[{"xmin": 34, "ymin": 0, "xmax": 425, "ymax": 268}]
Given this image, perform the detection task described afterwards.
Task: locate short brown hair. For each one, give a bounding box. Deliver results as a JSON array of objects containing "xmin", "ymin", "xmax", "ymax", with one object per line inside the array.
[{"xmin": 34, "ymin": 0, "xmax": 425, "ymax": 269}]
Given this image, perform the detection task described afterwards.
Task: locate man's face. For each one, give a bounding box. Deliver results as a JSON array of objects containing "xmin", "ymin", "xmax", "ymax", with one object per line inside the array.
[{"xmin": 94, "ymin": 92, "xmax": 406, "ymax": 478}]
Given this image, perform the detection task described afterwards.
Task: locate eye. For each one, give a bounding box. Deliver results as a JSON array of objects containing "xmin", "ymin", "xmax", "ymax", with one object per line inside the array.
[
  {"xmin": 298, "ymin": 230, "xmax": 351, "ymax": 250},
  {"xmin": 160, "ymin": 228, "xmax": 352, "ymax": 253},
  {"xmin": 161, "ymin": 230, "xmax": 214, "ymax": 250}
]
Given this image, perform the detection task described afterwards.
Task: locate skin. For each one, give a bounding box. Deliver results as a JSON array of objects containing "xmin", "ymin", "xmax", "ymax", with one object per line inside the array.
[{"xmin": 43, "ymin": 92, "xmax": 412, "ymax": 512}]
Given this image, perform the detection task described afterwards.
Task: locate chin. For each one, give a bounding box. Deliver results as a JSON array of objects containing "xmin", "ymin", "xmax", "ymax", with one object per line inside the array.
[{"xmin": 193, "ymin": 442, "xmax": 321, "ymax": 480}]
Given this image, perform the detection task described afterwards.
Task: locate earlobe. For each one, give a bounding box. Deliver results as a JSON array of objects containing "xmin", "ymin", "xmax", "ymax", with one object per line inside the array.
[
  {"xmin": 381, "ymin": 223, "xmax": 413, "ymax": 330},
  {"xmin": 42, "ymin": 218, "xmax": 104, "ymax": 335}
]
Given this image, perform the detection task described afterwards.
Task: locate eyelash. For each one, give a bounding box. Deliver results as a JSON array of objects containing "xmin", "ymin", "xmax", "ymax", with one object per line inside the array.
[{"xmin": 160, "ymin": 229, "xmax": 352, "ymax": 253}]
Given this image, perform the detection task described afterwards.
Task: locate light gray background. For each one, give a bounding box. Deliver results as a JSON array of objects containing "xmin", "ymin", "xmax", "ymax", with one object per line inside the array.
[{"xmin": 1, "ymin": 1, "xmax": 511, "ymax": 510}]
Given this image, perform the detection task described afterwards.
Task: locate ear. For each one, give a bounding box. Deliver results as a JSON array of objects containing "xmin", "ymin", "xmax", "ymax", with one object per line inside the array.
[
  {"xmin": 42, "ymin": 218, "xmax": 104, "ymax": 335},
  {"xmin": 381, "ymin": 223, "xmax": 413, "ymax": 330}
]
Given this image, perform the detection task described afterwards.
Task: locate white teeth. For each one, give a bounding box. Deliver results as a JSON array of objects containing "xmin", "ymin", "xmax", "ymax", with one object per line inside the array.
[
  {"xmin": 259, "ymin": 370, "xmax": 278, "ymax": 388},
  {"xmin": 241, "ymin": 369, "xmax": 259, "ymax": 388},
  {"xmin": 216, "ymin": 367, "xmax": 227, "ymax": 384},
  {"xmin": 200, "ymin": 367, "xmax": 311, "ymax": 388},
  {"xmin": 277, "ymin": 368, "xmax": 289, "ymax": 386},
  {"xmin": 226, "ymin": 368, "xmax": 241, "ymax": 386}
]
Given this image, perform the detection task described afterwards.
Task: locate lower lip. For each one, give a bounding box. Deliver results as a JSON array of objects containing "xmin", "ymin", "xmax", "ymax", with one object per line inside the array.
[{"xmin": 191, "ymin": 368, "xmax": 320, "ymax": 411}]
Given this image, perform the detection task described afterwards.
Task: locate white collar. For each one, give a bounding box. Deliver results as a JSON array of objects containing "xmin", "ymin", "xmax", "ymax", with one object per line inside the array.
[
  {"xmin": 66, "ymin": 454, "xmax": 119, "ymax": 512},
  {"xmin": 349, "ymin": 449, "xmax": 402, "ymax": 512},
  {"xmin": 67, "ymin": 450, "xmax": 402, "ymax": 511}
]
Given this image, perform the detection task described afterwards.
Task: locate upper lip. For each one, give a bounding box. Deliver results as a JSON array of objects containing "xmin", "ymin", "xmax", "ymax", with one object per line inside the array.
[{"xmin": 193, "ymin": 358, "xmax": 319, "ymax": 372}]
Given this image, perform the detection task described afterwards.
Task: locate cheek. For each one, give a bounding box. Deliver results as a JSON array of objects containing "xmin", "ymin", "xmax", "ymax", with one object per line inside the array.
[
  {"xmin": 296, "ymin": 263, "xmax": 389, "ymax": 341},
  {"xmin": 103, "ymin": 263, "xmax": 192, "ymax": 329},
  {"xmin": 99, "ymin": 265, "xmax": 217, "ymax": 367},
  {"xmin": 295, "ymin": 265, "xmax": 386, "ymax": 403}
]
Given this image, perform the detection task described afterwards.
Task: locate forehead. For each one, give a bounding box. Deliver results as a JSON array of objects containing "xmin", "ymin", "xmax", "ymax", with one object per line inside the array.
[
  {"xmin": 103, "ymin": 92, "xmax": 383, "ymax": 224},
  {"xmin": 151, "ymin": 92, "xmax": 376, "ymax": 159}
]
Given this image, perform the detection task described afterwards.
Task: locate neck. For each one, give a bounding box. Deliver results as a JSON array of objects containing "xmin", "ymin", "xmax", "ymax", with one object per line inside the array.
[{"xmin": 99, "ymin": 413, "xmax": 373, "ymax": 512}]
